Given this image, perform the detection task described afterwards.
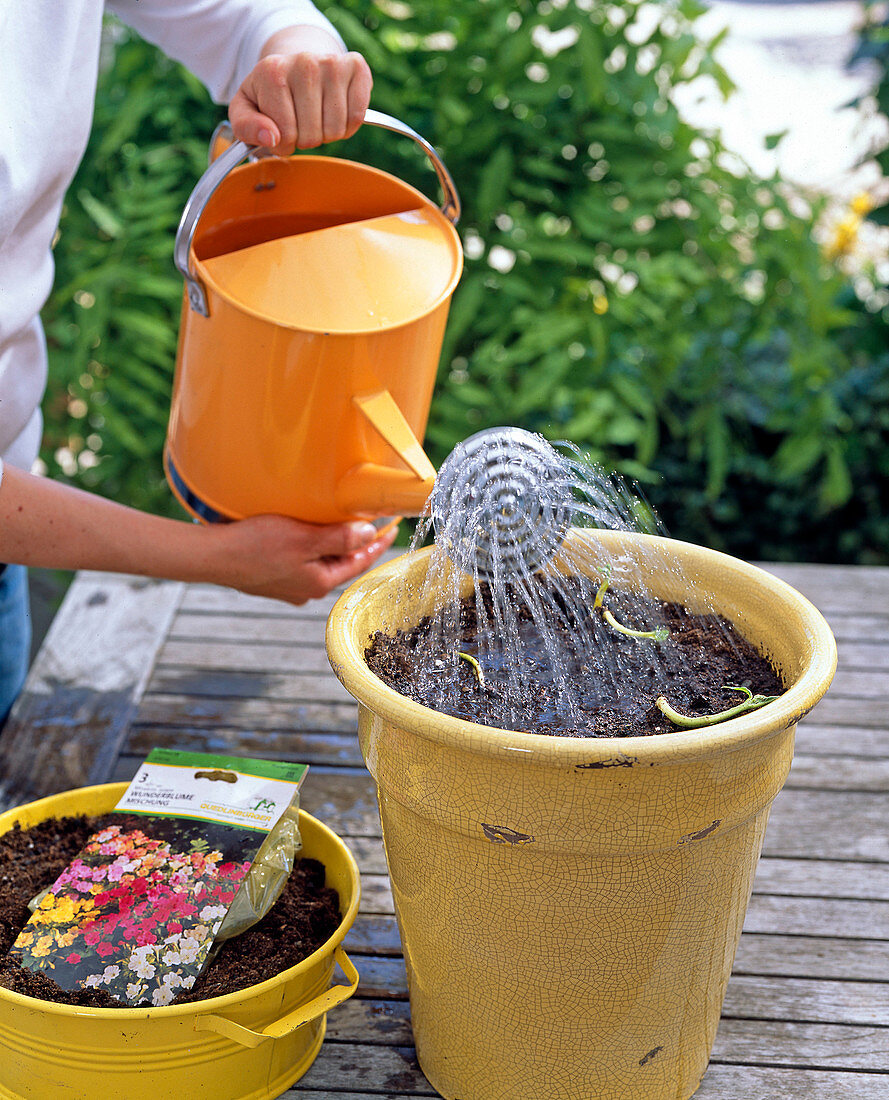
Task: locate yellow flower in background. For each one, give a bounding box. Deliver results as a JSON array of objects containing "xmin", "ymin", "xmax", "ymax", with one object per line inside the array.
[
  {"xmin": 14, "ymin": 930, "xmax": 34, "ymax": 948},
  {"xmin": 826, "ymin": 216, "xmax": 861, "ymax": 259},
  {"xmin": 824, "ymin": 193, "xmax": 875, "ymax": 260},
  {"xmin": 850, "ymin": 192, "xmax": 875, "ymax": 216},
  {"xmin": 593, "ymin": 294, "xmax": 609, "ymax": 315}
]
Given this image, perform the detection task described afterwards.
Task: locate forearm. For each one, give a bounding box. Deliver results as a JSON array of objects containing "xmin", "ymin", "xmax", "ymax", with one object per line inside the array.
[
  {"xmin": 0, "ymin": 463, "xmax": 398, "ymax": 606},
  {"xmin": 0, "ymin": 464, "xmax": 221, "ymax": 583}
]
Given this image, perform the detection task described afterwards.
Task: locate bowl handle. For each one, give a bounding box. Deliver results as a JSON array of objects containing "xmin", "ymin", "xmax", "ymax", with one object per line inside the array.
[
  {"xmin": 175, "ymin": 109, "xmax": 461, "ymax": 317},
  {"xmin": 193, "ymin": 945, "xmax": 359, "ymax": 1049}
]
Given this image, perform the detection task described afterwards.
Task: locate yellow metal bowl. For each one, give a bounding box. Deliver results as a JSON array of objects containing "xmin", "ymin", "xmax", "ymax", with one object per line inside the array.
[{"xmin": 0, "ymin": 784, "xmax": 361, "ymax": 1100}]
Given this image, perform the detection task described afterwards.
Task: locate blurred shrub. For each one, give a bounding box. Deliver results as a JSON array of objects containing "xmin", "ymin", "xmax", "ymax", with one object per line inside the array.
[{"xmin": 42, "ymin": 1, "xmax": 889, "ymax": 560}]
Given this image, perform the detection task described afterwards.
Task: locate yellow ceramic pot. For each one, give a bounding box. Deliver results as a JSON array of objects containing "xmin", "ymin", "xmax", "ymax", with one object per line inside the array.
[
  {"xmin": 0, "ymin": 784, "xmax": 361, "ymax": 1100},
  {"xmin": 326, "ymin": 531, "xmax": 837, "ymax": 1100}
]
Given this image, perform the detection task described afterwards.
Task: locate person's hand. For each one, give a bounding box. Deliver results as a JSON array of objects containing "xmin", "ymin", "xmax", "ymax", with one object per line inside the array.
[
  {"xmin": 229, "ymin": 25, "xmax": 372, "ymax": 154},
  {"xmin": 208, "ymin": 514, "xmax": 398, "ymax": 605}
]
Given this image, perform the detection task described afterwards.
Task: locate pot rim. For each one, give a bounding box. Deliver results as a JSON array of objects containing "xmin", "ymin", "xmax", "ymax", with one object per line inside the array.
[
  {"xmin": 0, "ymin": 784, "xmax": 361, "ymax": 1019},
  {"xmin": 326, "ymin": 533, "xmax": 838, "ymax": 766},
  {"xmin": 191, "ymin": 155, "xmax": 464, "ymax": 337}
]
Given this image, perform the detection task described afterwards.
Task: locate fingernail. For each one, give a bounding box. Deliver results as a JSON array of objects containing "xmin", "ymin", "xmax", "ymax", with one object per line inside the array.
[
  {"xmin": 258, "ymin": 128, "xmax": 277, "ymax": 147},
  {"xmin": 349, "ymin": 522, "xmax": 378, "ymax": 543}
]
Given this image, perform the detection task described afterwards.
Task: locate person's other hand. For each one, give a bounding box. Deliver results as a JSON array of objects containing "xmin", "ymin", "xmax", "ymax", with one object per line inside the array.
[
  {"xmin": 208, "ymin": 514, "xmax": 397, "ymax": 605},
  {"xmin": 229, "ymin": 26, "xmax": 372, "ymax": 153}
]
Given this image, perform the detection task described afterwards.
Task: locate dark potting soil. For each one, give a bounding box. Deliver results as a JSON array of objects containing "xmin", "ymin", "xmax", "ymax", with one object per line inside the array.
[
  {"xmin": 366, "ymin": 578, "xmax": 786, "ymax": 738},
  {"xmin": 0, "ymin": 813, "xmax": 341, "ymax": 1008}
]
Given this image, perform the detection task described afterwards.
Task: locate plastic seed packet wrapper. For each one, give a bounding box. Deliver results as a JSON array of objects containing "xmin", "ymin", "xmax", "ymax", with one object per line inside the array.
[{"xmin": 8, "ymin": 749, "xmax": 307, "ymax": 1006}]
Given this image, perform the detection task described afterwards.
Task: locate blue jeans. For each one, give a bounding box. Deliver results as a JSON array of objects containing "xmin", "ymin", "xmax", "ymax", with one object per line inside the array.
[{"xmin": 0, "ymin": 565, "xmax": 31, "ymax": 727}]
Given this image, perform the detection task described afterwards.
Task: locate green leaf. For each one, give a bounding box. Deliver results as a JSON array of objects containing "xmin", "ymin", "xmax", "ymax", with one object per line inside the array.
[
  {"xmin": 704, "ymin": 411, "xmax": 730, "ymax": 499},
  {"xmin": 475, "ymin": 144, "xmax": 514, "ymax": 224},
  {"xmin": 764, "ymin": 130, "xmax": 789, "ymax": 151},
  {"xmin": 77, "ymin": 190, "xmax": 124, "ymax": 239}
]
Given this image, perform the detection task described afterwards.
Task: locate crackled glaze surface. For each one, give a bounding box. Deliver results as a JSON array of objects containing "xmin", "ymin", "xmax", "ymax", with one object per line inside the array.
[{"xmin": 327, "ymin": 533, "xmax": 837, "ymax": 1100}]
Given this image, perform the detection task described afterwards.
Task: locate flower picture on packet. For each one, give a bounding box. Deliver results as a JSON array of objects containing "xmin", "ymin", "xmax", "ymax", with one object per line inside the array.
[{"xmin": 7, "ymin": 750, "xmax": 307, "ymax": 1006}]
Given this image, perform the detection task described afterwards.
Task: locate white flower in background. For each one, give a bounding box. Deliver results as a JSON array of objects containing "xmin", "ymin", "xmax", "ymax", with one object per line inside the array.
[
  {"xmin": 163, "ymin": 949, "xmax": 182, "ymax": 966},
  {"xmin": 126, "ymin": 982, "xmax": 144, "ymax": 1001},
  {"xmin": 152, "ymin": 985, "xmax": 175, "ymax": 1007},
  {"xmin": 102, "ymin": 965, "xmax": 121, "ymax": 982},
  {"xmin": 83, "ymin": 974, "xmax": 102, "ymax": 988},
  {"xmin": 199, "ymin": 905, "xmax": 226, "ymax": 921}
]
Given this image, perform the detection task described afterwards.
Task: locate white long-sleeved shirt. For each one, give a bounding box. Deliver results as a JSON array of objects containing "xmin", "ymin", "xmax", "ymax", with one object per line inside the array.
[{"xmin": 0, "ymin": 0, "xmax": 343, "ymax": 470}]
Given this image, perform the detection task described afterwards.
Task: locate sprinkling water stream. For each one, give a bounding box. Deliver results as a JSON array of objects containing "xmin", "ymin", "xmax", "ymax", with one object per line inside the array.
[{"xmin": 368, "ymin": 427, "xmax": 774, "ymax": 737}]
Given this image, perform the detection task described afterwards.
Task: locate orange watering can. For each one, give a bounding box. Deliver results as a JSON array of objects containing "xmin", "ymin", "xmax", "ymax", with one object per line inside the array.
[{"xmin": 166, "ymin": 110, "xmax": 462, "ymax": 525}]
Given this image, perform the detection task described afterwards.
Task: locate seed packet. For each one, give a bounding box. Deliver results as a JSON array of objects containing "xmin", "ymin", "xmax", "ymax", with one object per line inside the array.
[{"xmin": 8, "ymin": 749, "xmax": 307, "ymax": 1006}]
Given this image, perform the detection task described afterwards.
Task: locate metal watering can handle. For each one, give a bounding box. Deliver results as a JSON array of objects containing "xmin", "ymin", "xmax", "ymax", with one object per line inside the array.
[{"xmin": 175, "ymin": 108, "xmax": 461, "ymax": 318}]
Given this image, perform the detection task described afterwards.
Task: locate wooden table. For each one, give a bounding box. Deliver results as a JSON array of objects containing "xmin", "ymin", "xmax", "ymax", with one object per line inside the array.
[{"xmin": 1, "ymin": 558, "xmax": 887, "ymax": 1098}]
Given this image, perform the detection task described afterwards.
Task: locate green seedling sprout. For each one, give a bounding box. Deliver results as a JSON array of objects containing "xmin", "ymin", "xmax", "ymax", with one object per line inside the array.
[
  {"xmin": 594, "ymin": 565, "xmax": 669, "ymax": 642},
  {"xmin": 458, "ymin": 651, "xmax": 486, "ymax": 689},
  {"xmin": 656, "ymin": 685, "xmax": 781, "ymax": 729},
  {"xmin": 602, "ymin": 608, "xmax": 670, "ymax": 642}
]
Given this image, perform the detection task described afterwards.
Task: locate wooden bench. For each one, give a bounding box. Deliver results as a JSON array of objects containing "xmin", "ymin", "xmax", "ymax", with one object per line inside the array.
[{"xmin": 1, "ymin": 559, "xmax": 887, "ymax": 1097}]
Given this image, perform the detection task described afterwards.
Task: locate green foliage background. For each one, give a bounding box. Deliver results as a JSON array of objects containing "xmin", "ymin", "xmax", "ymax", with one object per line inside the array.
[{"xmin": 41, "ymin": 0, "xmax": 889, "ymax": 562}]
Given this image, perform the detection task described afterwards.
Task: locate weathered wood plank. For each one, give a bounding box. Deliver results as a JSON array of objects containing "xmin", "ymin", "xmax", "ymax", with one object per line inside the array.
[
  {"xmin": 764, "ymin": 788, "xmax": 889, "ymax": 862},
  {"xmin": 157, "ymin": 640, "xmax": 337, "ymax": 673},
  {"xmin": 743, "ymin": 894, "xmax": 889, "ymax": 940},
  {"xmin": 714, "ymin": 1018, "xmax": 889, "ymax": 1072},
  {"xmin": 754, "ymin": 562, "xmax": 889, "ymax": 616},
  {"xmin": 723, "ymin": 974, "xmax": 889, "ymax": 1026},
  {"xmin": 178, "ymin": 586, "xmax": 342, "ymax": 618},
  {"xmin": 824, "ymin": 614, "xmax": 889, "ymax": 644},
  {"xmin": 786, "ymin": 753, "xmax": 889, "ymax": 791},
  {"xmin": 126, "ymin": 725, "xmax": 363, "ymax": 766},
  {"xmin": 170, "ymin": 612, "xmax": 329, "ymax": 645},
  {"xmin": 134, "ymin": 693, "xmax": 358, "ymax": 734},
  {"xmin": 282, "ymin": 1093, "xmax": 421, "ymax": 1100},
  {"xmin": 753, "ymin": 857, "xmax": 889, "ymax": 901},
  {"xmin": 795, "ymin": 723, "xmax": 889, "ymax": 757},
  {"xmin": 0, "ymin": 574, "xmax": 183, "ymax": 808},
  {"xmin": 828, "ymin": 669, "xmax": 889, "ymax": 699},
  {"xmin": 344, "ymin": 915, "xmax": 403, "ymax": 957},
  {"xmin": 733, "ymin": 934, "xmax": 889, "ymax": 982},
  {"xmin": 145, "ymin": 668, "xmax": 354, "ymax": 704},
  {"xmin": 335, "ymin": 835, "xmax": 388, "ymax": 875},
  {"xmin": 289, "ymin": 1045, "xmax": 432, "ymax": 1095},
  {"xmin": 695, "ymin": 1065, "xmax": 889, "ymax": 1099},
  {"xmin": 836, "ymin": 641, "xmax": 889, "ymax": 669},
  {"xmin": 353, "ymin": 874, "xmax": 393, "ymax": 915},
  {"xmin": 281, "ymin": 1093, "xmax": 416, "ymax": 1100}
]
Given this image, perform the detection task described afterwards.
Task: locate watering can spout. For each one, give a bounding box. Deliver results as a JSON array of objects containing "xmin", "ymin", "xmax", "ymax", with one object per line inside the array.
[{"xmin": 335, "ymin": 464, "xmax": 436, "ymax": 519}]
